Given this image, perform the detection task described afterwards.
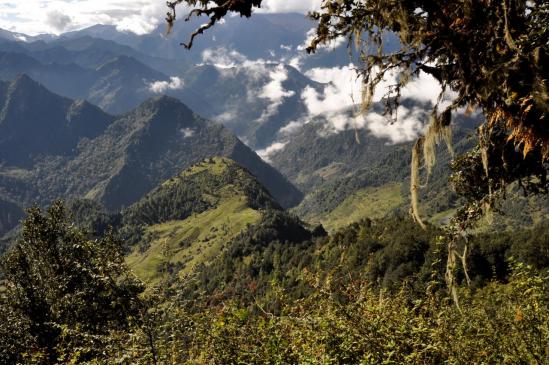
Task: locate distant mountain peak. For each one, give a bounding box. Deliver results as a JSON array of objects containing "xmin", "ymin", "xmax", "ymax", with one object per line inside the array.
[
  {"xmin": 0, "ymin": 75, "xmax": 112, "ymax": 166},
  {"xmin": 2, "ymin": 74, "xmax": 67, "ymax": 114},
  {"xmin": 135, "ymin": 94, "xmax": 193, "ymax": 116},
  {"xmin": 96, "ymin": 54, "xmax": 158, "ymax": 74},
  {"xmin": 9, "ymin": 73, "xmax": 42, "ymax": 90}
]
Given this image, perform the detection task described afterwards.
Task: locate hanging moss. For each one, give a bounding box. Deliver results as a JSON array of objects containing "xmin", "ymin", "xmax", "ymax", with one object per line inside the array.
[{"xmin": 410, "ymin": 137, "xmax": 426, "ymax": 230}]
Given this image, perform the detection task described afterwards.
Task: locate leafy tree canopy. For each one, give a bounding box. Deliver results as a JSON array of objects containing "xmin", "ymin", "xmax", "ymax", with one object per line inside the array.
[{"xmin": 0, "ymin": 201, "xmax": 144, "ymax": 364}]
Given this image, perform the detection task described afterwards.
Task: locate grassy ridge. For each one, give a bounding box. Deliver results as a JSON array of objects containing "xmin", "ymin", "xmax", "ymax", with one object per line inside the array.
[
  {"xmin": 124, "ymin": 157, "xmax": 277, "ymax": 283},
  {"xmin": 126, "ymin": 194, "xmax": 261, "ymax": 283}
]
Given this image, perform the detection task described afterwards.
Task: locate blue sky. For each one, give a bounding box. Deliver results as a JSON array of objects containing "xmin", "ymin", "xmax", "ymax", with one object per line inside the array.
[{"xmin": 0, "ymin": 0, "xmax": 320, "ymax": 35}]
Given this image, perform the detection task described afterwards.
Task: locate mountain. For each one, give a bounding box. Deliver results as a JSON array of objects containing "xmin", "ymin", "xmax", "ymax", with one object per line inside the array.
[
  {"xmin": 0, "ymin": 28, "xmax": 55, "ymax": 43},
  {"xmin": 170, "ymin": 63, "xmax": 322, "ymax": 149},
  {"xmin": 0, "ymin": 79, "xmax": 302, "ymax": 217},
  {"xmin": 7, "ymin": 35, "xmax": 190, "ymax": 74},
  {"xmin": 58, "ymin": 95, "xmax": 302, "ymax": 210},
  {"xmin": 0, "ymin": 22, "xmax": 370, "ymax": 149},
  {"xmin": 0, "ymin": 49, "xmax": 169, "ymax": 107},
  {"xmin": 0, "ymin": 50, "xmax": 179, "ymax": 115},
  {"xmin": 0, "ymin": 47, "xmax": 327, "ymax": 149},
  {"xmin": 0, "ymin": 51, "xmax": 97, "ymax": 98},
  {"xmin": 60, "ymin": 25, "xmax": 139, "ymax": 48},
  {"xmin": 49, "ymin": 14, "xmax": 402, "ymax": 71},
  {"xmin": 266, "ymin": 104, "xmax": 485, "ymax": 229},
  {"xmin": 267, "ymin": 105, "xmax": 548, "ymax": 231},
  {"xmin": 0, "ymin": 75, "xmax": 114, "ymax": 166},
  {"xmin": 89, "ymin": 55, "xmax": 169, "ymax": 114},
  {"xmin": 122, "ymin": 157, "xmax": 283, "ymax": 282}
]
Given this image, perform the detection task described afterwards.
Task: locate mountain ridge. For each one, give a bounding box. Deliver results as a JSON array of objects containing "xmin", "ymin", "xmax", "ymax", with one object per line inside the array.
[{"xmin": 0, "ymin": 78, "xmax": 302, "ymax": 236}]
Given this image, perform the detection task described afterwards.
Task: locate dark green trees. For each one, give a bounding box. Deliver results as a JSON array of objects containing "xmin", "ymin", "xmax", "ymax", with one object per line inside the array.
[{"xmin": 0, "ymin": 201, "xmax": 144, "ymax": 364}]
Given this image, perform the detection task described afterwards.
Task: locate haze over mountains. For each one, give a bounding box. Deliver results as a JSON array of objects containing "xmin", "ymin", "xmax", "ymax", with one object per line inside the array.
[
  {"xmin": 0, "ymin": 13, "xmax": 545, "ymax": 246},
  {"xmin": 0, "ymin": 14, "xmax": 402, "ymax": 150}
]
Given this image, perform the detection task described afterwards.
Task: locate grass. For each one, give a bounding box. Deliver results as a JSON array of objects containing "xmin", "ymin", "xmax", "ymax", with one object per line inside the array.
[
  {"xmin": 295, "ymin": 162, "xmax": 347, "ymax": 187},
  {"xmin": 317, "ymin": 183, "xmax": 404, "ymax": 232},
  {"xmin": 161, "ymin": 157, "xmax": 232, "ymax": 190},
  {"xmin": 126, "ymin": 193, "xmax": 261, "ymax": 284}
]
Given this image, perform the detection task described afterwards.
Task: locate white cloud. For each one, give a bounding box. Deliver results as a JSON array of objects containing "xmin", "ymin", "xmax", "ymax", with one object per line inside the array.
[
  {"xmin": 0, "ymin": 0, "xmax": 321, "ymax": 36},
  {"xmin": 199, "ymin": 49, "xmax": 296, "ymax": 126},
  {"xmin": 258, "ymin": 0, "xmax": 320, "ymax": 14},
  {"xmin": 301, "ymin": 64, "xmax": 364, "ymax": 116},
  {"xmin": 256, "ymin": 141, "xmax": 288, "ymax": 162},
  {"xmin": 260, "ymin": 65, "xmax": 295, "ymax": 102},
  {"xmin": 214, "ymin": 110, "xmax": 238, "ymax": 124},
  {"xmin": 180, "ymin": 128, "xmax": 195, "ymax": 138},
  {"xmin": 256, "ymin": 64, "xmax": 295, "ymax": 123},
  {"xmin": 200, "ymin": 48, "xmax": 250, "ymax": 68},
  {"xmin": 148, "ymin": 77, "xmax": 184, "ymax": 93},
  {"xmin": 0, "ymin": 0, "xmax": 166, "ymax": 35},
  {"xmin": 365, "ymin": 107, "xmax": 427, "ymax": 144},
  {"xmin": 296, "ymin": 64, "xmax": 455, "ymax": 143},
  {"xmin": 279, "ymin": 120, "xmax": 305, "ymax": 135},
  {"xmin": 297, "ymin": 28, "xmax": 345, "ymax": 52}
]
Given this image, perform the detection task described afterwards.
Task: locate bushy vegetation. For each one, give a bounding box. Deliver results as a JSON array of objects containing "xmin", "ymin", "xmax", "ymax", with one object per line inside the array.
[
  {"xmin": 1, "ymin": 196, "xmax": 547, "ymax": 364},
  {"xmin": 152, "ymin": 263, "xmax": 547, "ymax": 364},
  {"xmin": 0, "ymin": 160, "xmax": 546, "ymax": 364},
  {"xmin": 0, "ymin": 202, "xmax": 144, "ymax": 364}
]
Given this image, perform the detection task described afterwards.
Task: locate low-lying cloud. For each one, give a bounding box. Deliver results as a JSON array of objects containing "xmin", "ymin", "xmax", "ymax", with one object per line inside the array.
[
  {"xmin": 256, "ymin": 142, "xmax": 288, "ymax": 162},
  {"xmin": 298, "ymin": 64, "xmax": 453, "ymax": 142},
  {"xmin": 200, "ymin": 50, "xmax": 296, "ymax": 127},
  {"xmin": 257, "ymin": 64, "xmax": 295, "ymax": 123},
  {"xmin": 258, "ymin": 63, "xmax": 455, "ymax": 161},
  {"xmin": 148, "ymin": 77, "xmax": 184, "ymax": 93},
  {"xmin": 201, "ymin": 48, "xmax": 250, "ymax": 68}
]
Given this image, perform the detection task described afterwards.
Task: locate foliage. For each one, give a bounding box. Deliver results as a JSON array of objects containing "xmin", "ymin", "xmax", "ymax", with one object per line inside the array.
[
  {"xmin": 126, "ymin": 262, "xmax": 548, "ymax": 364},
  {"xmin": 0, "ymin": 201, "xmax": 144, "ymax": 364},
  {"xmin": 0, "ymin": 200, "xmax": 547, "ymax": 363},
  {"xmin": 451, "ymin": 127, "xmax": 547, "ymax": 230},
  {"xmin": 173, "ymin": 213, "xmax": 548, "ymax": 309},
  {"xmin": 0, "ymin": 86, "xmax": 302, "ymax": 226}
]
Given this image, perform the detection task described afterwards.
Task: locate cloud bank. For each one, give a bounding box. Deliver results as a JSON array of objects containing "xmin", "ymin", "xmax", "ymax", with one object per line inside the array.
[
  {"xmin": 259, "ymin": 64, "xmax": 453, "ymax": 160},
  {"xmin": 299, "ymin": 65, "xmax": 451, "ymax": 141},
  {"xmin": 257, "ymin": 65, "xmax": 295, "ymax": 123},
  {"xmin": 45, "ymin": 10, "xmax": 72, "ymax": 32}
]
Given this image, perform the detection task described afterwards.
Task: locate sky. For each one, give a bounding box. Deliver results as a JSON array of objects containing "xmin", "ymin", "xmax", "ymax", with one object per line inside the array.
[{"xmin": 0, "ymin": 0, "xmax": 321, "ymax": 35}]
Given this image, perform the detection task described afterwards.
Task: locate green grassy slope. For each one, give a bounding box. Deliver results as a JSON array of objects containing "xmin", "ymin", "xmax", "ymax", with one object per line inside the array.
[
  {"xmin": 122, "ymin": 157, "xmax": 277, "ymax": 283},
  {"xmin": 313, "ymin": 183, "xmax": 404, "ymax": 232},
  {"xmin": 126, "ymin": 194, "xmax": 261, "ymax": 283}
]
